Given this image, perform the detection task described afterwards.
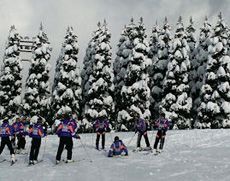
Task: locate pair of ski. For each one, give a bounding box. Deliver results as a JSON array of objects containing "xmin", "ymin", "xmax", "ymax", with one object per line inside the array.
[
  {"xmin": 145, "ymin": 150, "xmax": 162, "ymax": 156},
  {"xmin": 16, "ymin": 152, "xmax": 28, "ymax": 155},
  {"xmin": 54, "ymin": 158, "xmax": 85, "ymax": 166},
  {"xmin": 27, "ymin": 160, "xmax": 43, "ymax": 167},
  {"xmin": 0, "ymin": 159, "xmax": 17, "ymax": 166},
  {"xmin": 14, "ymin": 149, "xmax": 28, "ymax": 155},
  {"xmin": 132, "ymin": 148, "xmax": 152, "ymax": 153},
  {"xmin": 112, "ymin": 155, "xmax": 128, "ymax": 159},
  {"xmin": 133, "ymin": 149, "xmax": 161, "ymax": 156},
  {"xmin": 96, "ymin": 148, "xmax": 106, "ymax": 152}
]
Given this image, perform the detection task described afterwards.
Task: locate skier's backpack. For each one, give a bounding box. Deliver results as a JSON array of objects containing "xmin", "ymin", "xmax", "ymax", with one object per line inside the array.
[
  {"xmin": 99, "ymin": 121, "xmax": 105, "ymax": 129},
  {"xmin": 32, "ymin": 127, "xmax": 39, "ymax": 136},
  {"xmin": 62, "ymin": 123, "xmax": 69, "ymax": 132},
  {"xmin": 0, "ymin": 127, "xmax": 6, "ymax": 135}
]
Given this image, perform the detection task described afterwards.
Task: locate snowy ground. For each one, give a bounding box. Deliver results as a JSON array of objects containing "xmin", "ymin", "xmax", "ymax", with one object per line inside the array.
[{"xmin": 0, "ymin": 129, "xmax": 230, "ymax": 181}]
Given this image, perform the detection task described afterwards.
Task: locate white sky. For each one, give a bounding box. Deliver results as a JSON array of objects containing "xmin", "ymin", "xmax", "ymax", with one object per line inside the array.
[{"xmin": 0, "ymin": 0, "xmax": 229, "ymax": 84}]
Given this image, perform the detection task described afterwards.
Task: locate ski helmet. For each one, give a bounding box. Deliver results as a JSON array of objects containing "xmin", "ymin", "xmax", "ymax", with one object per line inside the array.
[
  {"xmin": 3, "ymin": 117, "xmax": 9, "ymax": 123},
  {"xmin": 160, "ymin": 112, "xmax": 165, "ymax": 117},
  {"xmin": 114, "ymin": 136, "xmax": 119, "ymax": 141},
  {"xmin": 37, "ymin": 117, "xmax": 43, "ymax": 123}
]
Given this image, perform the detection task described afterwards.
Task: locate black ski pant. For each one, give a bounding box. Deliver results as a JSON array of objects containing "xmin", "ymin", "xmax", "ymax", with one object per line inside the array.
[
  {"xmin": 11, "ymin": 135, "xmax": 16, "ymax": 148},
  {"xmin": 137, "ymin": 132, "xmax": 150, "ymax": 147},
  {"xmin": 154, "ymin": 130, "xmax": 166, "ymax": 150},
  {"xmin": 0, "ymin": 137, "xmax": 15, "ymax": 155},
  {"xmin": 96, "ymin": 132, "xmax": 105, "ymax": 149},
  {"xmin": 17, "ymin": 134, "xmax": 26, "ymax": 149},
  {"xmin": 29, "ymin": 137, "xmax": 41, "ymax": 161},
  {"xmin": 56, "ymin": 137, "xmax": 73, "ymax": 161}
]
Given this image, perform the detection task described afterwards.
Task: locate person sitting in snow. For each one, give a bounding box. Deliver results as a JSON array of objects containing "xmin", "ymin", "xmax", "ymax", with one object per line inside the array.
[
  {"xmin": 0, "ymin": 117, "xmax": 16, "ymax": 164},
  {"xmin": 93, "ymin": 113, "xmax": 110, "ymax": 150},
  {"xmin": 153, "ymin": 112, "xmax": 169, "ymax": 154},
  {"xmin": 108, "ymin": 136, "xmax": 128, "ymax": 157},
  {"xmin": 28, "ymin": 117, "xmax": 46, "ymax": 165},
  {"xmin": 133, "ymin": 112, "xmax": 151, "ymax": 151},
  {"xmin": 55, "ymin": 113, "xmax": 80, "ymax": 164},
  {"xmin": 12, "ymin": 115, "xmax": 27, "ymax": 153}
]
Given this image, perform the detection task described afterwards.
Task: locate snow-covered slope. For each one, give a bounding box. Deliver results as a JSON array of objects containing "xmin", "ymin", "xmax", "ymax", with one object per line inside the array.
[{"xmin": 0, "ymin": 130, "xmax": 230, "ymax": 181}]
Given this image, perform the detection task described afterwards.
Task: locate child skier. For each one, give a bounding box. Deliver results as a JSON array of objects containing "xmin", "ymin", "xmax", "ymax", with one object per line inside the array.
[
  {"xmin": 12, "ymin": 115, "xmax": 27, "ymax": 153},
  {"xmin": 28, "ymin": 117, "xmax": 46, "ymax": 165},
  {"xmin": 93, "ymin": 114, "xmax": 110, "ymax": 150},
  {"xmin": 134, "ymin": 113, "xmax": 151, "ymax": 151},
  {"xmin": 0, "ymin": 118, "xmax": 16, "ymax": 164},
  {"xmin": 55, "ymin": 113, "xmax": 78, "ymax": 164},
  {"xmin": 108, "ymin": 136, "xmax": 128, "ymax": 157},
  {"xmin": 153, "ymin": 112, "xmax": 169, "ymax": 154}
]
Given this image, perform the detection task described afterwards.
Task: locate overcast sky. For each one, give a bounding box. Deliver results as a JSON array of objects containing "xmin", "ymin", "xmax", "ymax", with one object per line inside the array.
[{"xmin": 0, "ymin": 0, "xmax": 229, "ymax": 83}]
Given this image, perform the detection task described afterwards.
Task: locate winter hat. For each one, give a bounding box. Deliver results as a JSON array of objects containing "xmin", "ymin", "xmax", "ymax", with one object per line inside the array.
[
  {"xmin": 37, "ymin": 117, "xmax": 43, "ymax": 123},
  {"xmin": 98, "ymin": 110, "xmax": 107, "ymax": 118},
  {"xmin": 15, "ymin": 115, "xmax": 20, "ymax": 121},
  {"xmin": 56, "ymin": 112, "xmax": 62, "ymax": 119},
  {"xmin": 160, "ymin": 112, "xmax": 165, "ymax": 117},
  {"xmin": 64, "ymin": 112, "xmax": 71, "ymax": 119},
  {"xmin": 114, "ymin": 136, "xmax": 119, "ymax": 141},
  {"xmin": 131, "ymin": 111, "xmax": 139, "ymax": 118},
  {"xmin": 3, "ymin": 117, "xmax": 9, "ymax": 123}
]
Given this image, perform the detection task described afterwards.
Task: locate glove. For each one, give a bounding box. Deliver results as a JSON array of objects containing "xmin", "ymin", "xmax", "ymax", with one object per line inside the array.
[
  {"xmin": 74, "ymin": 134, "xmax": 81, "ymax": 139},
  {"xmin": 106, "ymin": 127, "xmax": 111, "ymax": 132}
]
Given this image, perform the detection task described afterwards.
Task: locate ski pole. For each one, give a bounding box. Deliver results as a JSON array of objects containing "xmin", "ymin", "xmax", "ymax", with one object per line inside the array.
[
  {"xmin": 91, "ymin": 133, "xmax": 94, "ymax": 147},
  {"xmin": 126, "ymin": 132, "xmax": 136, "ymax": 147},
  {"xmin": 79, "ymin": 138, "xmax": 93, "ymax": 163},
  {"xmin": 108, "ymin": 131, "xmax": 113, "ymax": 144},
  {"xmin": 40, "ymin": 136, "xmax": 47, "ymax": 161},
  {"xmin": 24, "ymin": 137, "xmax": 31, "ymax": 163}
]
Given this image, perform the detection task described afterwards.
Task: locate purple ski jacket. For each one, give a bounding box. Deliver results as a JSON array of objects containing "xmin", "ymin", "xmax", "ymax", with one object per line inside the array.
[
  {"xmin": 135, "ymin": 118, "xmax": 148, "ymax": 134},
  {"xmin": 0, "ymin": 122, "xmax": 13, "ymax": 137},
  {"xmin": 93, "ymin": 119, "xmax": 109, "ymax": 133},
  {"xmin": 56, "ymin": 119, "xmax": 76, "ymax": 137},
  {"xmin": 28, "ymin": 123, "xmax": 45, "ymax": 138},
  {"xmin": 155, "ymin": 118, "xmax": 169, "ymax": 131},
  {"xmin": 12, "ymin": 121, "xmax": 26, "ymax": 135}
]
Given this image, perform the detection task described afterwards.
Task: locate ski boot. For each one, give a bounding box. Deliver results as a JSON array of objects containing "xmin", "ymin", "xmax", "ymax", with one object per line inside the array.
[
  {"xmin": 29, "ymin": 160, "xmax": 34, "ymax": 165},
  {"xmin": 65, "ymin": 160, "xmax": 74, "ymax": 163},
  {"xmin": 11, "ymin": 154, "xmax": 16, "ymax": 165}
]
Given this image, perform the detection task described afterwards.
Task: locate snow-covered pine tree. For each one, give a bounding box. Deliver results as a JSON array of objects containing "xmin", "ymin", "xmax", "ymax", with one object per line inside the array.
[
  {"xmin": 117, "ymin": 17, "xmax": 151, "ymax": 130},
  {"xmin": 192, "ymin": 17, "xmax": 212, "ymax": 127},
  {"xmin": 113, "ymin": 24, "xmax": 131, "ymax": 130},
  {"xmin": 160, "ymin": 16, "xmax": 192, "ymax": 129},
  {"xmin": 0, "ymin": 25, "xmax": 22, "ymax": 117},
  {"xmin": 52, "ymin": 27, "xmax": 81, "ymax": 117},
  {"xmin": 81, "ymin": 20, "xmax": 114, "ymax": 125},
  {"xmin": 186, "ymin": 17, "xmax": 196, "ymax": 62},
  {"xmin": 186, "ymin": 17, "xmax": 198, "ymax": 126},
  {"xmin": 148, "ymin": 21, "xmax": 160, "ymax": 66},
  {"xmin": 150, "ymin": 17, "xmax": 172, "ymax": 121},
  {"xmin": 23, "ymin": 23, "xmax": 52, "ymax": 118},
  {"xmin": 197, "ymin": 13, "xmax": 230, "ymax": 128}
]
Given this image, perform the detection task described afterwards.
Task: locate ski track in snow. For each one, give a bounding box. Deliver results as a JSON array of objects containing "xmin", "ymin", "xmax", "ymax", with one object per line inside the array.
[{"xmin": 0, "ymin": 130, "xmax": 230, "ymax": 181}]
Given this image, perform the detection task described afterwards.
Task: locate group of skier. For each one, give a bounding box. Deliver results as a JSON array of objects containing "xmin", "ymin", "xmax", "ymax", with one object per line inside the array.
[
  {"xmin": 0, "ymin": 115, "xmax": 48, "ymax": 165},
  {"xmin": 92, "ymin": 112, "xmax": 169, "ymax": 157},
  {"xmin": 134, "ymin": 112, "xmax": 170, "ymax": 154},
  {"xmin": 0, "ymin": 111, "xmax": 169, "ymax": 165}
]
